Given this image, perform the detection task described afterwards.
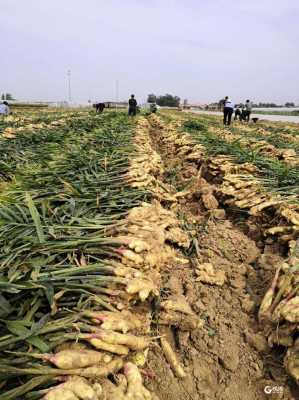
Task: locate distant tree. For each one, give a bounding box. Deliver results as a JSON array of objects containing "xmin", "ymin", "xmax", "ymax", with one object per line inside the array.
[
  {"xmin": 147, "ymin": 94, "xmax": 157, "ymax": 103},
  {"xmin": 156, "ymin": 94, "xmax": 180, "ymax": 107},
  {"xmin": 1, "ymin": 93, "xmax": 15, "ymax": 101},
  {"xmin": 257, "ymin": 102, "xmax": 280, "ymax": 108},
  {"xmin": 285, "ymin": 102, "xmax": 295, "ymax": 107},
  {"xmin": 6, "ymin": 93, "xmax": 15, "ymax": 100}
]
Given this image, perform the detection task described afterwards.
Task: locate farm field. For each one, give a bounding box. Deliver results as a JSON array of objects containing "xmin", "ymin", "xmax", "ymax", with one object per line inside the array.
[{"xmin": 0, "ymin": 109, "xmax": 298, "ymax": 399}]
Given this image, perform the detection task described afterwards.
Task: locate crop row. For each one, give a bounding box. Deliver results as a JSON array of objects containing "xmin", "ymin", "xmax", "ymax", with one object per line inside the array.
[{"xmin": 0, "ymin": 111, "xmax": 155, "ymax": 399}]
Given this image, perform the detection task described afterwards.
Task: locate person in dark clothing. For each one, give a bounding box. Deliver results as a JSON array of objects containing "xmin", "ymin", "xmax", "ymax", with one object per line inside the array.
[
  {"xmin": 128, "ymin": 94, "xmax": 137, "ymax": 116},
  {"xmin": 244, "ymin": 99, "xmax": 253, "ymax": 122},
  {"xmin": 223, "ymin": 96, "xmax": 234, "ymax": 126},
  {"xmin": 93, "ymin": 103, "xmax": 105, "ymax": 113},
  {"xmin": 234, "ymin": 105, "xmax": 242, "ymax": 121},
  {"xmin": 241, "ymin": 106, "xmax": 247, "ymax": 121},
  {"xmin": 218, "ymin": 98, "xmax": 225, "ymax": 111}
]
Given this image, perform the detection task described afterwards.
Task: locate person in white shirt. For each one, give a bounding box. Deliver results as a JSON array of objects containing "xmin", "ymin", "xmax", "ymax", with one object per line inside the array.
[
  {"xmin": 0, "ymin": 101, "xmax": 10, "ymax": 115},
  {"xmin": 223, "ymin": 96, "xmax": 234, "ymax": 126}
]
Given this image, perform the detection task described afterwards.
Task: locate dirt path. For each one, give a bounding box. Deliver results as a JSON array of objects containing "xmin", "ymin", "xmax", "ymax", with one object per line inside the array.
[{"xmin": 143, "ymin": 115, "xmax": 298, "ymax": 400}]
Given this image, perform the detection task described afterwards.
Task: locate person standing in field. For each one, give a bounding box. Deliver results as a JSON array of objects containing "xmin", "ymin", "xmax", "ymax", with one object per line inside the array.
[
  {"xmin": 234, "ymin": 105, "xmax": 242, "ymax": 121},
  {"xmin": 0, "ymin": 101, "xmax": 10, "ymax": 115},
  {"xmin": 245, "ymin": 99, "xmax": 253, "ymax": 122},
  {"xmin": 223, "ymin": 96, "xmax": 234, "ymax": 126},
  {"xmin": 241, "ymin": 105, "xmax": 247, "ymax": 121},
  {"xmin": 128, "ymin": 94, "xmax": 137, "ymax": 116},
  {"xmin": 218, "ymin": 98, "xmax": 225, "ymax": 111}
]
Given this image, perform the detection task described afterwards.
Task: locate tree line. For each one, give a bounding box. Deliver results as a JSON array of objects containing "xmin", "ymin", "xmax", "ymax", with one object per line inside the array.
[
  {"xmin": 1, "ymin": 93, "xmax": 15, "ymax": 101},
  {"xmin": 147, "ymin": 94, "xmax": 180, "ymax": 107},
  {"xmin": 254, "ymin": 102, "xmax": 295, "ymax": 108},
  {"xmin": 217, "ymin": 99, "xmax": 296, "ymax": 108}
]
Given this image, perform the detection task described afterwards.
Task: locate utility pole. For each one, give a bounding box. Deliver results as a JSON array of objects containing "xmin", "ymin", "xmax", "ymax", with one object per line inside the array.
[
  {"xmin": 67, "ymin": 70, "xmax": 72, "ymax": 104},
  {"xmin": 115, "ymin": 79, "xmax": 119, "ymax": 109}
]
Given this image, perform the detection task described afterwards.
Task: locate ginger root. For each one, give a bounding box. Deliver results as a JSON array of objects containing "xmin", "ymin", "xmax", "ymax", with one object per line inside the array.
[
  {"xmin": 43, "ymin": 388, "xmax": 79, "ymax": 400},
  {"xmin": 97, "ymin": 329, "xmax": 151, "ymax": 351},
  {"xmin": 126, "ymin": 278, "xmax": 158, "ymax": 301},
  {"xmin": 158, "ymin": 311, "xmax": 204, "ymax": 331},
  {"xmin": 195, "ymin": 263, "xmax": 226, "ymax": 286},
  {"xmin": 82, "ymin": 310, "xmax": 142, "ymax": 333},
  {"xmin": 43, "ymin": 377, "xmax": 98, "ymax": 400},
  {"xmin": 160, "ymin": 337, "xmax": 186, "ymax": 378},
  {"xmin": 161, "ymin": 295, "xmax": 193, "ymax": 315},
  {"xmin": 101, "ymin": 362, "xmax": 158, "ymax": 399},
  {"xmin": 47, "ymin": 349, "xmax": 105, "ymax": 369}
]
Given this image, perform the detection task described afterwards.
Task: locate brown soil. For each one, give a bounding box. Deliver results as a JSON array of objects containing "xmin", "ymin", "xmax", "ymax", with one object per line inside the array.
[{"xmin": 144, "ymin": 117, "xmax": 299, "ymax": 400}]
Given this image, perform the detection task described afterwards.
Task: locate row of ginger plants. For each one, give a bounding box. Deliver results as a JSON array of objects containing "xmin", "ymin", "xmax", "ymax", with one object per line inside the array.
[
  {"xmin": 149, "ymin": 111, "xmax": 299, "ymax": 386},
  {"xmin": 0, "ymin": 111, "xmax": 201, "ymax": 400}
]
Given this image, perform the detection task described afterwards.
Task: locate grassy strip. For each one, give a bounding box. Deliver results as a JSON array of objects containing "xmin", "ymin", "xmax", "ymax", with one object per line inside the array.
[{"xmin": 253, "ymin": 110, "xmax": 299, "ymax": 116}]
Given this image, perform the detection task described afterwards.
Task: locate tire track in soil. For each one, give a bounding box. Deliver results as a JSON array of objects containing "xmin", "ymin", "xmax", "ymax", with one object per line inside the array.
[{"xmin": 144, "ymin": 115, "xmax": 298, "ymax": 400}]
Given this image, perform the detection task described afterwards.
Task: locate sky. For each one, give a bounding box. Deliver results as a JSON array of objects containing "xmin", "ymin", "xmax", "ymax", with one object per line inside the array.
[{"xmin": 1, "ymin": 0, "xmax": 299, "ymax": 105}]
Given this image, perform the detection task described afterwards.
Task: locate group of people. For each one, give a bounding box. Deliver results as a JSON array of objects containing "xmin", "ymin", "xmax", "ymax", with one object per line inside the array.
[
  {"xmin": 234, "ymin": 102, "xmax": 253, "ymax": 122},
  {"xmin": 0, "ymin": 96, "xmax": 138, "ymax": 117},
  {"xmin": 222, "ymin": 97, "xmax": 253, "ymax": 126},
  {"xmin": 0, "ymin": 101, "xmax": 10, "ymax": 115},
  {"xmin": 93, "ymin": 95, "xmax": 138, "ymax": 116},
  {"xmin": 128, "ymin": 95, "xmax": 157, "ymax": 115}
]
